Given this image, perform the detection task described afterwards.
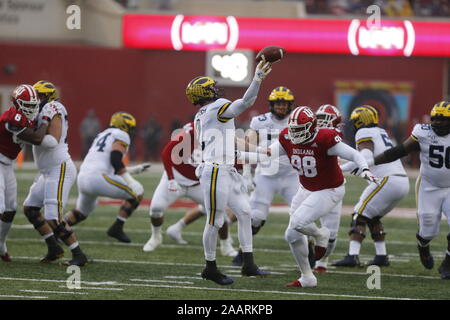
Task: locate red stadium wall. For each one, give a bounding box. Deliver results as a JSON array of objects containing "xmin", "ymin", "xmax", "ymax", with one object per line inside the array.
[{"xmin": 0, "ymin": 42, "xmax": 445, "ymax": 160}]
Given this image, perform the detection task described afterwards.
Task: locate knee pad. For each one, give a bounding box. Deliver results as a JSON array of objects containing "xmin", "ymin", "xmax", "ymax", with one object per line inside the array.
[
  {"xmin": 368, "ymin": 216, "xmax": 386, "ymax": 241},
  {"xmin": 122, "ymin": 197, "xmax": 141, "ymax": 217},
  {"xmin": 285, "ymin": 227, "xmax": 303, "ymax": 244},
  {"xmin": 54, "ymin": 221, "xmax": 73, "ymax": 241},
  {"xmin": 150, "ymin": 206, "xmax": 164, "ymax": 218},
  {"xmin": 348, "ymin": 214, "xmax": 368, "ymax": 238},
  {"xmin": 24, "ymin": 206, "xmax": 45, "ymax": 229},
  {"xmin": 1, "ymin": 211, "xmax": 16, "ymax": 223},
  {"xmin": 65, "ymin": 209, "xmax": 87, "ymax": 226},
  {"xmin": 324, "ymin": 238, "xmax": 337, "ymax": 259}
]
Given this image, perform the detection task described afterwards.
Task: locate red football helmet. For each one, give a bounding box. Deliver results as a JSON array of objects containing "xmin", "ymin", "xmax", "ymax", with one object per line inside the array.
[
  {"xmin": 288, "ymin": 106, "xmax": 317, "ymax": 144},
  {"xmin": 11, "ymin": 84, "xmax": 40, "ymax": 120},
  {"xmin": 316, "ymin": 104, "xmax": 342, "ymax": 128}
]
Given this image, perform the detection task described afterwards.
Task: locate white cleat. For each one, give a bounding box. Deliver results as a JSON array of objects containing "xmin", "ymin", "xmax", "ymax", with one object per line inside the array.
[
  {"xmin": 286, "ymin": 275, "xmax": 317, "ymax": 288},
  {"xmin": 143, "ymin": 233, "xmax": 162, "ymax": 252},
  {"xmin": 166, "ymin": 224, "xmax": 188, "ymax": 245},
  {"xmin": 220, "ymin": 238, "xmax": 238, "ymax": 257}
]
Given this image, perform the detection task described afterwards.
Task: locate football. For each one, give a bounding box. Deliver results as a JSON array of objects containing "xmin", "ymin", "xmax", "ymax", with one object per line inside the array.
[{"xmin": 255, "ymin": 45, "xmax": 285, "ymax": 63}]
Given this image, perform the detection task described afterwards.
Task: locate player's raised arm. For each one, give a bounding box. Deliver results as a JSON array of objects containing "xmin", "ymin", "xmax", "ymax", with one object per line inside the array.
[{"xmin": 218, "ymin": 62, "xmax": 272, "ymax": 120}]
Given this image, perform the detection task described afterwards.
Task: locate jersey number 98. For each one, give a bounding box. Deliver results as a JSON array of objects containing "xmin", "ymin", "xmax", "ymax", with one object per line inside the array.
[{"xmin": 291, "ymin": 155, "xmax": 317, "ymax": 177}]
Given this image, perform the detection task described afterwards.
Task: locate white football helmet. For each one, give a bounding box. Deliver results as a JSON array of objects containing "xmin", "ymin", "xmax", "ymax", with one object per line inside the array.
[
  {"xmin": 288, "ymin": 106, "xmax": 317, "ymax": 144},
  {"xmin": 316, "ymin": 104, "xmax": 342, "ymax": 128}
]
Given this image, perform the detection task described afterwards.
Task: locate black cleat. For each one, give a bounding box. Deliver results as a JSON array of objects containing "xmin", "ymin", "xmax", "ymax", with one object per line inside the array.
[
  {"xmin": 366, "ymin": 255, "xmax": 390, "ymax": 267},
  {"xmin": 417, "ymin": 244, "xmax": 434, "ymax": 269},
  {"xmin": 61, "ymin": 253, "xmax": 89, "ymax": 267},
  {"xmin": 107, "ymin": 225, "xmax": 131, "ymax": 243},
  {"xmin": 241, "ymin": 264, "xmax": 270, "ymax": 277},
  {"xmin": 40, "ymin": 245, "xmax": 64, "ymax": 263},
  {"xmin": 230, "ymin": 250, "xmax": 243, "ymax": 267},
  {"xmin": 201, "ymin": 268, "xmax": 234, "ymax": 285},
  {"xmin": 332, "ymin": 254, "xmax": 361, "ymax": 267},
  {"xmin": 307, "ymin": 240, "xmax": 315, "ymax": 268},
  {"xmin": 438, "ymin": 256, "xmax": 450, "ymax": 280}
]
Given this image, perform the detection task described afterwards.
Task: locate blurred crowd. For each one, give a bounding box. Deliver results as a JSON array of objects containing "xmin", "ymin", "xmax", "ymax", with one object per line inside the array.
[{"xmin": 306, "ymin": 0, "xmax": 450, "ymax": 17}]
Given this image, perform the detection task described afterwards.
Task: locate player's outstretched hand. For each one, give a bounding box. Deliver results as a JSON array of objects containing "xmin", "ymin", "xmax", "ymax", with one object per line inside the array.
[
  {"xmin": 128, "ymin": 163, "xmax": 151, "ymax": 175},
  {"xmin": 168, "ymin": 179, "xmax": 181, "ymax": 193},
  {"xmin": 253, "ymin": 61, "xmax": 272, "ymax": 82},
  {"xmin": 359, "ymin": 168, "xmax": 380, "ymax": 185}
]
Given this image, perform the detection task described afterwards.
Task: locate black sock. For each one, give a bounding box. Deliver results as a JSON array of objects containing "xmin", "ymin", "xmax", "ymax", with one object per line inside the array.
[
  {"xmin": 45, "ymin": 235, "xmax": 58, "ymax": 247},
  {"xmin": 242, "ymin": 252, "xmax": 254, "ymax": 266},
  {"xmin": 206, "ymin": 260, "xmax": 217, "ymax": 270},
  {"xmin": 71, "ymin": 246, "xmax": 82, "ymax": 255}
]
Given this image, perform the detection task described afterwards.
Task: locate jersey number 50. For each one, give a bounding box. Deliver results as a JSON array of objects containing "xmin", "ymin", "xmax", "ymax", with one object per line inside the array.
[
  {"xmin": 291, "ymin": 155, "xmax": 317, "ymax": 177},
  {"xmin": 429, "ymin": 145, "xmax": 450, "ymax": 169}
]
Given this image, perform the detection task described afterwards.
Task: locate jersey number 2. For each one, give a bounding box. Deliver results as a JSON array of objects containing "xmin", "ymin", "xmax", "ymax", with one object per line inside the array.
[{"xmin": 291, "ymin": 155, "xmax": 317, "ymax": 177}]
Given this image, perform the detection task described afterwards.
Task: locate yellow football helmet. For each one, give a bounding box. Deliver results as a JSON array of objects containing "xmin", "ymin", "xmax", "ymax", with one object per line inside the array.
[
  {"xmin": 430, "ymin": 101, "xmax": 450, "ymax": 136},
  {"xmin": 186, "ymin": 76, "xmax": 218, "ymax": 105},
  {"xmin": 268, "ymin": 86, "xmax": 295, "ymax": 119},
  {"xmin": 110, "ymin": 112, "xmax": 137, "ymax": 134},
  {"xmin": 33, "ymin": 80, "xmax": 58, "ymax": 105},
  {"xmin": 350, "ymin": 105, "xmax": 379, "ymax": 130}
]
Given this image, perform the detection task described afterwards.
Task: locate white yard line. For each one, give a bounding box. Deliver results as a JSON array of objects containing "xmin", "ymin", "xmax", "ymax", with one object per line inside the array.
[
  {"xmin": 8, "ymin": 256, "xmax": 441, "ymax": 281},
  {"xmin": 0, "ymin": 275, "xmax": 417, "ymax": 300},
  {"xmin": 21, "ymin": 289, "xmax": 88, "ymax": 295},
  {"xmin": 58, "ymin": 285, "xmax": 123, "ymax": 291},
  {"xmin": 130, "ymin": 279, "xmax": 195, "ymax": 285},
  {"xmin": 0, "ymin": 294, "xmax": 48, "ymax": 299}
]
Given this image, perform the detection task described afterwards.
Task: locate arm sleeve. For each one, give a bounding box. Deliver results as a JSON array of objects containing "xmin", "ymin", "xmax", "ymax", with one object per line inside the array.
[
  {"xmin": 327, "ymin": 142, "xmax": 368, "ymax": 170},
  {"xmin": 219, "ymin": 80, "xmax": 262, "ymax": 119},
  {"xmin": 110, "ymin": 150, "xmax": 125, "ymax": 174},
  {"xmin": 339, "ymin": 148, "xmax": 373, "ymax": 172}
]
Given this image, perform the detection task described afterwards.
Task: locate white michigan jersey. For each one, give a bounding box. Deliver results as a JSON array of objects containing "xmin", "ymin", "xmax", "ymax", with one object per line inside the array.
[
  {"xmin": 249, "ymin": 112, "xmax": 295, "ymax": 176},
  {"xmin": 411, "ymin": 123, "xmax": 450, "ymax": 188},
  {"xmin": 33, "ymin": 101, "xmax": 71, "ymax": 171},
  {"xmin": 194, "ymin": 98, "xmax": 236, "ymax": 165},
  {"xmin": 355, "ymin": 126, "xmax": 406, "ymax": 177},
  {"xmin": 80, "ymin": 128, "xmax": 130, "ymax": 175}
]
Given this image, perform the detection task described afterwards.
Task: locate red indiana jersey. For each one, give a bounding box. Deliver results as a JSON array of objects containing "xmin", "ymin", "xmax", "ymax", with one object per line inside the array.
[
  {"xmin": 0, "ymin": 107, "xmax": 35, "ymax": 160},
  {"xmin": 161, "ymin": 122, "xmax": 199, "ymax": 184},
  {"xmin": 279, "ymin": 127, "xmax": 344, "ymax": 192}
]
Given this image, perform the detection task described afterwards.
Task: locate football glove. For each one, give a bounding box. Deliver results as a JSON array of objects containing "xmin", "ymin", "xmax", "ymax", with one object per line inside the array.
[
  {"xmin": 167, "ymin": 179, "xmax": 181, "ymax": 194},
  {"xmin": 127, "ymin": 163, "xmax": 151, "ymax": 175},
  {"xmin": 358, "ymin": 168, "xmax": 380, "ymax": 185},
  {"xmin": 253, "ymin": 61, "xmax": 272, "ymax": 82},
  {"xmin": 41, "ymin": 104, "xmax": 59, "ymax": 122}
]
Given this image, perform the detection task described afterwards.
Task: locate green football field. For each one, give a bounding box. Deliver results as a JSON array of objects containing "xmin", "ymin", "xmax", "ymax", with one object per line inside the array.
[{"xmin": 1, "ymin": 167, "xmax": 449, "ymax": 301}]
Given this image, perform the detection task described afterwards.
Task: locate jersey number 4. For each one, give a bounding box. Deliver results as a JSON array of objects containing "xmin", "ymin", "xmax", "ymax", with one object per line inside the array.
[
  {"xmin": 291, "ymin": 155, "xmax": 317, "ymax": 177},
  {"xmin": 96, "ymin": 133, "xmax": 112, "ymax": 152},
  {"xmin": 429, "ymin": 145, "xmax": 450, "ymax": 169}
]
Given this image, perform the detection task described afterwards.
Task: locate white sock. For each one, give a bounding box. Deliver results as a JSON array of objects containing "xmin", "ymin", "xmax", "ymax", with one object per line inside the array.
[
  {"xmin": 447, "ymin": 250, "xmax": 450, "ymax": 256},
  {"xmin": 374, "ymin": 241, "xmax": 387, "ymax": 255},
  {"xmin": 349, "ymin": 240, "xmax": 361, "ymax": 255},
  {"xmin": 289, "ymin": 235, "xmax": 313, "ymax": 277},
  {"xmin": 203, "ymin": 224, "xmax": 219, "ymax": 261},
  {"xmin": 236, "ymin": 213, "xmax": 253, "ymax": 252},
  {"xmin": 0, "ymin": 220, "xmax": 12, "ymax": 243},
  {"xmin": 43, "ymin": 232, "xmax": 54, "ymax": 240},
  {"xmin": 152, "ymin": 225, "xmax": 162, "ymax": 236},
  {"xmin": 69, "ymin": 241, "xmax": 79, "ymax": 250},
  {"xmin": 176, "ymin": 219, "xmax": 186, "ymax": 229},
  {"xmin": 117, "ymin": 216, "xmax": 127, "ymax": 222}
]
